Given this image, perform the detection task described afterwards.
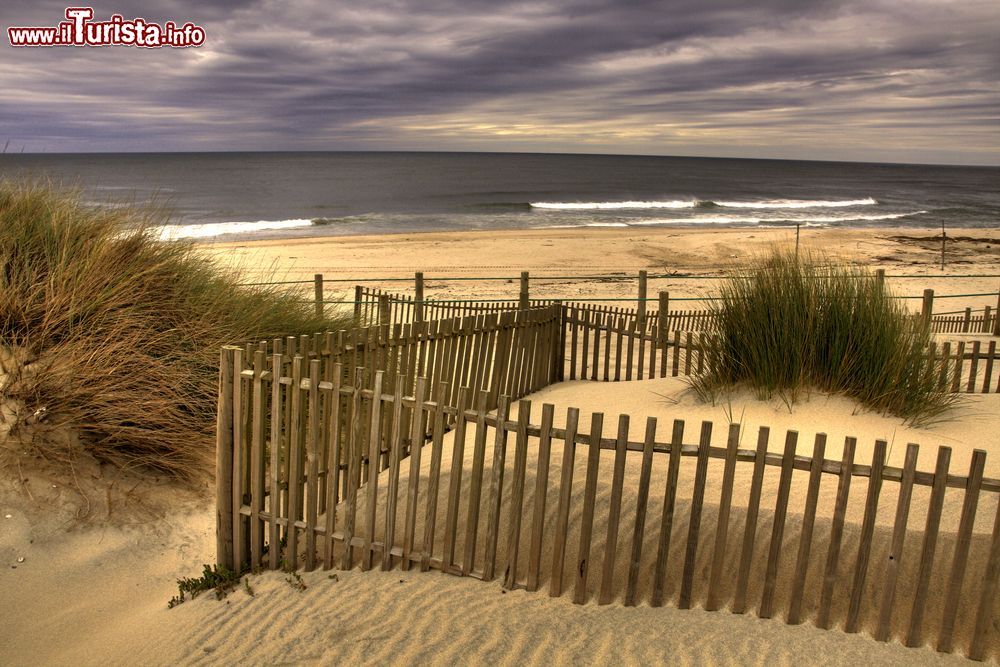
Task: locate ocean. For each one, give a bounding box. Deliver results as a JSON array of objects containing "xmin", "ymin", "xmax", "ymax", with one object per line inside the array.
[{"xmin": 1, "ymin": 152, "xmax": 997, "ymax": 240}]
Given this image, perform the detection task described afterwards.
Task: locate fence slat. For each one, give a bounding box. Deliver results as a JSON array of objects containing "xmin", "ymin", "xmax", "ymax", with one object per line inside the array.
[
  {"xmin": 599, "ymin": 415, "xmax": 630, "ymax": 604},
  {"xmin": 285, "ymin": 355, "xmax": 304, "ymax": 572},
  {"xmin": 462, "ymin": 391, "xmax": 491, "ymax": 576},
  {"xmin": 816, "ymin": 436, "xmax": 856, "ymax": 628},
  {"xmin": 938, "ymin": 449, "xmax": 987, "ymax": 653},
  {"xmin": 250, "ymin": 350, "xmax": 266, "ymax": 570},
  {"xmin": 983, "ymin": 341, "xmax": 996, "ymax": 394},
  {"xmin": 527, "ymin": 403, "xmax": 555, "ymax": 592},
  {"xmin": 380, "ymin": 383, "xmax": 404, "ymax": 571},
  {"xmin": 573, "ymin": 412, "xmax": 604, "ymax": 604},
  {"xmin": 625, "ymin": 417, "xmax": 657, "ymax": 607},
  {"xmin": 970, "ymin": 486, "xmax": 1000, "ymax": 661},
  {"xmin": 216, "ymin": 348, "xmax": 236, "ymax": 570},
  {"xmin": 679, "ymin": 421, "xmax": 713, "ymax": 609},
  {"xmin": 550, "ymin": 407, "xmax": 580, "ymax": 597},
  {"xmin": 845, "ymin": 439, "xmax": 888, "ymax": 634},
  {"xmin": 651, "ymin": 419, "xmax": 685, "ymax": 607},
  {"xmin": 759, "ymin": 430, "xmax": 798, "ymax": 619},
  {"xmin": 483, "ymin": 397, "xmax": 511, "ymax": 582},
  {"xmin": 270, "ymin": 352, "xmax": 285, "ymax": 570},
  {"xmin": 905, "ymin": 446, "xmax": 951, "ymax": 646},
  {"xmin": 443, "ymin": 387, "xmax": 470, "ymax": 571},
  {"xmin": 732, "ymin": 426, "xmax": 771, "ymax": 615},
  {"xmin": 420, "ymin": 385, "xmax": 448, "ymax": 572},
  {"xmin": 875, "ymin": 443, "xmax": 919, "ymax": 642},
  {"xmin": 787, "ymin": 433, "xmax": 827, "ymax": 624},
  {"xmin": 706, "ymin": 423, "xmax": 741, "ymax": 611},
  {"xmin": 402, "ymin": 378, "xmax": 428, "ymax": 572},
  {"xmin": 503, "ymin": 401, "xmax": 532, "ymax": 588},
  {"xmin": 304, "ymin": 359, "xmax": 322, "ymax": 571}
]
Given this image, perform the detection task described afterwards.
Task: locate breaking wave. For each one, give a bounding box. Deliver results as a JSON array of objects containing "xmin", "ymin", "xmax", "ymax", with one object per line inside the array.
[{"xmin": 530, "ymin": 197, "xmax": 877, "ymax": 211}]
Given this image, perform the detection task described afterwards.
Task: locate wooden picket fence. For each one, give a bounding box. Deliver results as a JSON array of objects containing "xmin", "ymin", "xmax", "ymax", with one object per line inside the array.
[
  {"xmin": 216, "ymin": 305, "xmax": 564, "ymax": 566},
  {"xmin": 353, "ymin": 285, "xmax": 999, "ymax": 336},
  {"xmin": 562, "ymin": 304, "xmax": 1000, "ymax": 393},
  {"xmin": 216, "ymin": 358, "xmax": 1000, "ymax": 660},
  {"xmin": 216, "ymin": 294, "xmax": 1000, "ymax": 660},
  {"xmin": 355, "ymin": 285, "xmax": 716, "ymax": 334}
]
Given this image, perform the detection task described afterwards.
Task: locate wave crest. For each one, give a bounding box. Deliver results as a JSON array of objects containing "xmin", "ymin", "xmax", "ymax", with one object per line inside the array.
[
  {"xmin": 530, "ymin": 197, "xmax": 877, "ymax": 211},
  {"xmin": 156, "ymin": 218, "xmax": 313, "ymax": 240}
]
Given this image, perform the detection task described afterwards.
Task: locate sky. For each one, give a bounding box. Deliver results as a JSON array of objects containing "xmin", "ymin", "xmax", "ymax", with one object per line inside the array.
[{"xmin": 2, "ymin": 0, "xmax": 998, "ymax": 165}]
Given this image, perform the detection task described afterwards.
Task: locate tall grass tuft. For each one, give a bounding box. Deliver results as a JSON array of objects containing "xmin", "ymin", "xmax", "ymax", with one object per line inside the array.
[
  {"xmin": 0, "ymin": 181, "xmax": 350, "ymax": 481},
  {"xmin": 689, "ymin": 250, "xmax": 957, "ymax": 424}
]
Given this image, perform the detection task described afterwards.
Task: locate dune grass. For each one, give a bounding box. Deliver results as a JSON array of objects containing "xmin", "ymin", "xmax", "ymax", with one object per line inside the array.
[
  {"xmin": 689, "ymin": 250, "xmax": 957, "ymax": 424},
  {"xmin": 0, "ymin": 181, "xmax": 350, "ymax": 482}
]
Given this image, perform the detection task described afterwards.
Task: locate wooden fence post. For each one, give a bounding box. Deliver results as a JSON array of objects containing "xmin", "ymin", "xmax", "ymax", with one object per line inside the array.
[
  {"xmin": 314, "ymin": 274, "xmax": 324, "ymax": 318},
  {"xmin": 920, "ymin": 288, "xmax": 934, "ymax": 327},
  {"xmin": 378, "ymin": 294, "xmax": 391, "ymax": 327},
  {"xmin": 875, "ymin": 268, "xmax": 885, "ymax": 292},
  {"xmin": 353, "ymin": 285, "xmax": 363, "ymax": 326},
  {"xmin": 658, "ymin": 291, "xmax": 669, "ymax": 349},
  {"xmin": 994, "ymin": 285, "xmax": 1000, "ymax": 336},
  {"xmin": 555, "ymin": 301, "xmax": 565, "ymax": 382},
  {"xmin": 415, "ymin": 272, "xmax": 425, "ymax": 323},
  {"xmin": 637, "ymin": 270, "xmax": 648, "ymax": 329},
  {"xmin": 520, "ymin": 271, "xmax": 530, "ymax": 310},
  {"xmin": 216, "ymin": 346, "xmax": 236, "ymax": 570}
]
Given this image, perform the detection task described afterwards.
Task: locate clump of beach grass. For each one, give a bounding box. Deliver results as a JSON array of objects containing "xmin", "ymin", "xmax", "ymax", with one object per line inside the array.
[
  {"xmin": 0, "ymin": 181, "xmax": 349, "ymax": 482},
  {"xmin": 689, "ymin": 249, "xmax": 957, "ymax": 425}
]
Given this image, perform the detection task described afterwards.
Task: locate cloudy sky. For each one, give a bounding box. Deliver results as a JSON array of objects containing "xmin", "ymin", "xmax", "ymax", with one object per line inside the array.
[{"xmin": 2, "ymin": 0, "xmax": 998, "ymax": 164}]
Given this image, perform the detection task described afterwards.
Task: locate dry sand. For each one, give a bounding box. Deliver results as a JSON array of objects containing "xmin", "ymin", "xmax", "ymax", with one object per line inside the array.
[
  {"xmin": 3, "ymin": 225, "xmax": 1000, "ymax": 666},
  {"xmin": 201, "ymin": 225, "xmax": 1000, "ymax": 311}
]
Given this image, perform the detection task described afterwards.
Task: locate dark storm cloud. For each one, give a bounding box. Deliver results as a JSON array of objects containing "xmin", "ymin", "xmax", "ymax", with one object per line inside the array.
[{"xmin": 2, "ymin": 0, "xmax": 997, "ymax": 163}]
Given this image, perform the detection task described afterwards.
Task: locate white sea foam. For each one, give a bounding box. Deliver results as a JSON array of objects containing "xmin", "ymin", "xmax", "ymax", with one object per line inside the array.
[
  {"xmin": 629, "ymin": 210, "xmax": 925, "ymax": 226},
  {"xmin": 531, "ymin": 197, "xmax": 877, "ymax": 211},
  {"xmin": 531, "ymin": 200, "xmax": 698, "ymax": 210},
  {"xmin": 712, "ymin": 197, "xmax": 877, "ymax": 209},
  {"xmin": 540, "ymin": 222, "xmax": 631, "ymax": 228},
  {"xmin": 156, "ymin": 218, "xmax": 314, "ymax": 240}
]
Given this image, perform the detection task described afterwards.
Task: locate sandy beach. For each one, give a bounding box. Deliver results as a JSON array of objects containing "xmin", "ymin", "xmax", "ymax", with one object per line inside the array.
[
  {"xmin": 202, "ymin": 225, "xmax": 1000, "ymax": 308},
  {"xmin": 4, "ymin": 225, "xmax": 1000, "ymax": 666}
]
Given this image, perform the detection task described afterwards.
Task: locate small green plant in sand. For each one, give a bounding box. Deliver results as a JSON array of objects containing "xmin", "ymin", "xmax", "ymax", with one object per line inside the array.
[
  {"xmin": 689, "ymin": 250, "xmax": 958, "ymax": 425},
  {"xmin": 285, "ymin": 570, "xmax": 307, "ymax": 591},
  {"xmin": 168, "ymin": 564, "xmax": 244, "ymax": 608},
  {"xmin": 0, "ymin": 181, "xmax": 351, "ymax": 482}
]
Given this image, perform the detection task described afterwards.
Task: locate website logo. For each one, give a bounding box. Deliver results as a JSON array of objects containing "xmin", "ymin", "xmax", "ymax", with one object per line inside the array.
[{"xmin": 7, "ymin": 7, "xmax": 206, "ymax": 48}]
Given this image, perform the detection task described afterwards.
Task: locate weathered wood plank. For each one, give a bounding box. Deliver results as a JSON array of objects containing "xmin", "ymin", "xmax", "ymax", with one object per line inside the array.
[
  {"xmin": 482, "ymin": 397, "xmax": 511, "ymax": 581},
  {"xmin": 706, "ymin": 423, "xmax": 741, "ymax": 611},
  {"xmin": 527, "ymin": 403, "xmax": 555, "ymax": 592},
  {"xmin": 420, "ymin": 384, "xmax": 448, "ymax": 571},
  {"xmin": 905, "ymin": 446, "xmax": 951, "ymax": 647},
  {"xmin": 462, "ymin": 391, "xmax": 491, "ymax": 576},
  {"xmin": 732, "ymin": 427, "xmax": 771, "ymax": 615},
  {"xmin": 624, "ymin": 417, "xmax": 657, "ymax": 607},
  {"xmin": 401, "ymin": 378, "xmax": 428, "ymax": 572},
  {"xmin": 759, "ymin": 430, "xmax": 799, "ymax": 619},
  {"xmin": 503, "ymin": 401, "xmax": 532, "ymax": 588},
  {"xmin": 598, "ymin": 415, "xmax": 630, "ymax": 604},
  {"xmin": 817, "ymin": 437, "xmax": 857, "ymax": 629},
  {"xmin": 550, "ymin": 407, "xmax": 580, "ymax": 597},
  {"xmin": 937, "ymin": 449, "xmax": 987, "ymax": 652},
  {"xmin": 651, "ymin": 419, "xmax": 685, "ymax": 607},
  {"xmin": 573, "ymin": 412, "xmax": 604, "ymax": 604},
  {"xmin": 787, "ymin": 433, "xmax": 828, "ymax": 624},
  {"xmin": 875, "ymin": 443, "xmax": 919, "ymax": 642},
  {"xmin": 845, "ymin": 439, "xmax": 888, "ymax": 634}
]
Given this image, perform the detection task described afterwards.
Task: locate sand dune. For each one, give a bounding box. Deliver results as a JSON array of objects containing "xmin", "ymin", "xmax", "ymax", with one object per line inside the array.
[{"xmin": 4, "ymin": 226, "xmax": 999, "ymax": 666}]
